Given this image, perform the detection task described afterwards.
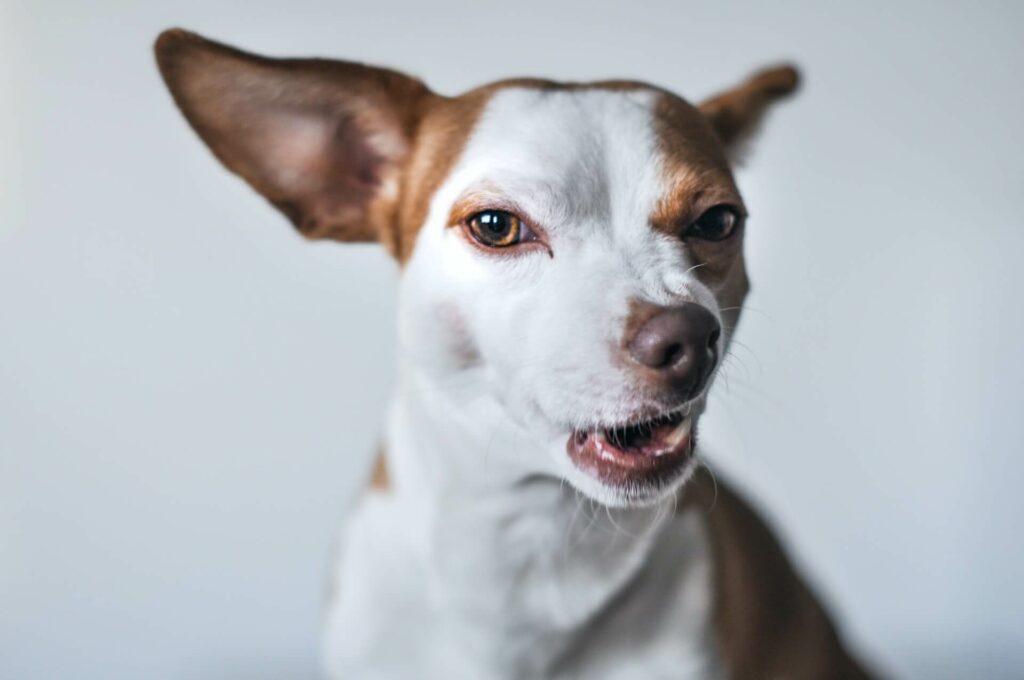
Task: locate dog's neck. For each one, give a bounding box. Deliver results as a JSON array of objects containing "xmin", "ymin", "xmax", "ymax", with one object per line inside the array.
[{"xmin": 384, "ymin": 360, "xmax": 710, "ymax": 675}]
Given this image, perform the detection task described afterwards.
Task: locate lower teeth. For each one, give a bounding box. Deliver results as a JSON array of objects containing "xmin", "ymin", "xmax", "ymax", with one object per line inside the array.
[
  {"xmin": 664, "ymin": 419, "xmax": 690, "ymax": 448},
  {"xmin": 598, "ymin": 415, "xmax": 688, "ymax": 453}
]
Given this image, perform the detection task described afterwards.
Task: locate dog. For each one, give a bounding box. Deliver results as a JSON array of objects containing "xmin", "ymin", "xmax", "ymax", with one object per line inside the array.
[{"xmin": 155, "ymin": 28, "xmax": 874, "ymax": 680}]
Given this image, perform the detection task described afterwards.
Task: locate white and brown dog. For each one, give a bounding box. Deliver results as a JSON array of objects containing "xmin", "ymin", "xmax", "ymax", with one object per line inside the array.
[{"xmin": 156, "ymin": 29, "xmax": 874, "ymax": 680}]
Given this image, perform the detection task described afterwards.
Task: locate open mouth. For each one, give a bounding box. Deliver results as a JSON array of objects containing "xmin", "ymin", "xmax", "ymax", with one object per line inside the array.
[{"xmin": 566, "ymin": 410, "xmax": 695, "ymax": 488}]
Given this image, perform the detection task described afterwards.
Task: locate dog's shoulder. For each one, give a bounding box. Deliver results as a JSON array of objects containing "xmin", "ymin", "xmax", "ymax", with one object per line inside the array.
[{"xmin": 682, "ymin": 468, "xmax": 876, "ymax": 680}]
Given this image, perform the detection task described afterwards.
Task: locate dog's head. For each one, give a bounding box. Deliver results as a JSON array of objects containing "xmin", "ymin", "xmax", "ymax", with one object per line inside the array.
[{"xmin": 156, "ymin": 29, "xmax": 798, "ymax": 507}]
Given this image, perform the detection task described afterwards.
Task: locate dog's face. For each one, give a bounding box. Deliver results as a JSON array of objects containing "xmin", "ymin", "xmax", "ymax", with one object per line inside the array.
[
  {"xmin": 156, "ymin": 30, "xmax": 798, "ymax": 506},
  {"xmin": 399, "ymin": 86, "xmax": 755, "ymax": 506}
]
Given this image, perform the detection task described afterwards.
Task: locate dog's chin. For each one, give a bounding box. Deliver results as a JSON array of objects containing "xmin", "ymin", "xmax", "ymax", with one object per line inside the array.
[{"xmin": 561, "ymin": 409, "xmax": 700, "ymax": 508}]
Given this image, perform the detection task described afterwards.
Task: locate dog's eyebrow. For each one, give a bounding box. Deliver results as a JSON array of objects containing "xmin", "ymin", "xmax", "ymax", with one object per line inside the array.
[{"xmin": 649, "ymin": 180, "xmax": 745, "ymax": 235}]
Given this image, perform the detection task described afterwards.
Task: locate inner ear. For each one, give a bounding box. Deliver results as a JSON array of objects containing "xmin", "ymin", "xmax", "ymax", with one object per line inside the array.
[
  {"xmin": 254, "ymin": 110, "xmax": 385, "ymax": 235},
  {"xmin": 154, "ymin": 28, "xmax": 434, "ymax": 246},
  {"xmin": 699, "ymin": 64, "xmax": 800, "ymax": 159}
]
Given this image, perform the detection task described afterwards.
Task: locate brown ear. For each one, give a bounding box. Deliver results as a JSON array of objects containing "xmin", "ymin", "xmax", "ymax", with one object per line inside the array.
[
  {"xmin": 154, "ymin": 29, "xmax": 433, "ymax": 248},
  {"xmin": 699, "ymin": 65, "xmax": 800, "ymax": 159}
]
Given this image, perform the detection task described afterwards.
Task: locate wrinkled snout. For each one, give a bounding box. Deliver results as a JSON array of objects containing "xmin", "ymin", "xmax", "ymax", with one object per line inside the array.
[{"xmin": 626, "ymin": 302, "xmax": 721, "ymax": 400}]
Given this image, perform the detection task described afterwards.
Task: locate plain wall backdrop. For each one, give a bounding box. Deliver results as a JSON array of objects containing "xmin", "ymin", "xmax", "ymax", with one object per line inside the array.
[{"xmin": 2, "ymin": 1, "xmax": 1022, "ymax": 678}]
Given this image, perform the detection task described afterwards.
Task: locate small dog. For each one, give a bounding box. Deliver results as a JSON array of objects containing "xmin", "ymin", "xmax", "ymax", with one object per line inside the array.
[{"xmin": 156, "ymin": 29, "xmax": 873, "ymax": 679}]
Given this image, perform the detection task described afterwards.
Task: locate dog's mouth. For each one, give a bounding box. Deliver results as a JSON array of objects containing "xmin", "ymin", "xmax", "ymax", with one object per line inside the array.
[{"xmin": 566, "ymin": 409, "xmax": 695, "ymax": 489}]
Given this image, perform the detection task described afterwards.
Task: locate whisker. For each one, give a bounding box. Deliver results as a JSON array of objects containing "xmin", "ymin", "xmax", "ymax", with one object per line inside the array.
[
  {"xmin": 684, "ymin": 262, "xmax": 709, "ymax": 277},
  {"xmin": 697, "ymin": 458, "xmax": 719, "ymax": 511}
]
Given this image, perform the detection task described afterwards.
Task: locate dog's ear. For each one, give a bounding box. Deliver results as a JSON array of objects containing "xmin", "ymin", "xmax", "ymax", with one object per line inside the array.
[
  {"xmin": 154, "ymin": 29, "xmax": 433, "ymax": 248},
  {"xmin": 699, "ymin": 65, "xmax": 800, "ymax": 161}
]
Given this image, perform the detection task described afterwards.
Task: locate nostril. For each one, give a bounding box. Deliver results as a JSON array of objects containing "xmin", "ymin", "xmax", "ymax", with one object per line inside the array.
[
  {"xmin": 662, "ymin": 342, "xmax": 684, "ymax": 367},
  {"xmin": 707, "ymin": 327, "xmax": 721, "ymax": 350}
]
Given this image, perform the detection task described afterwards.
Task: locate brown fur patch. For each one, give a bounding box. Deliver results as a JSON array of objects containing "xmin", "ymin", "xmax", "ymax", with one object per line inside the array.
[
  {"xmin": 392, "ymin": 91, "xmax": 492, "ymax": 261},
  {"xmin": 682, "ymin": 470, "xmax": 875, "ymax": 679},
  {"xmin": 368, "ymin": 447, "xmax": 390, "ymax": 492},
  {"xmin": 699, "ymin": 65, "xmax": 800, "ymax": 150},
  {"xmin": 650, "ymin": 92, "xmax": 748, "ymax": 292},
  {"xmin": 650, "ymin": 92, "xmax": 743, "ymax": 229}
]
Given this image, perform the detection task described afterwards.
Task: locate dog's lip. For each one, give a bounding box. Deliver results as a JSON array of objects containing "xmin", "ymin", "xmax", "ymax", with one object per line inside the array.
[{"xmin": 566, "ymin": 409, "xmax": 694, "ymax": 485}]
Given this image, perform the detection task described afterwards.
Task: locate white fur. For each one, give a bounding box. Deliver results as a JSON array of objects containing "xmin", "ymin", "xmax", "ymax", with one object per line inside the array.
[{"xmin": 325, "ymin": 88, "xmax": 727, "ymax": 679}]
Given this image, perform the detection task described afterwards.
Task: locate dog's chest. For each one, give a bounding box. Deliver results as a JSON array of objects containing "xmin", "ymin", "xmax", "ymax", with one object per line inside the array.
[{"xmin": 324, "ymin": 491, "xmax": 723, "ymax": 680}]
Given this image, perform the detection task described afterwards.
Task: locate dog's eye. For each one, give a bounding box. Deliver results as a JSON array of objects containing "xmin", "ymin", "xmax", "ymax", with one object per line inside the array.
[
  {"xmin": 683, "ymin": 205, "xmax": 741, "ymax": 242},
  {"xmin": 466, "ymin": 210, "xmax": 532, "ymax": 248}
]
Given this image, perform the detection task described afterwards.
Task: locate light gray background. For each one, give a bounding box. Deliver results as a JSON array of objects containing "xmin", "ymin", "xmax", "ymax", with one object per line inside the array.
[{"xmin": 2, "ymin": 1, "xmax": 1022, "ymax": 678}]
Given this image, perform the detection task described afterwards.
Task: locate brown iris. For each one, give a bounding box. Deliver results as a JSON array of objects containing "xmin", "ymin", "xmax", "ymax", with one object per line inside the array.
[{"xmin": 467, "ymin": 210, "xmax": 522, "ymax": 248}]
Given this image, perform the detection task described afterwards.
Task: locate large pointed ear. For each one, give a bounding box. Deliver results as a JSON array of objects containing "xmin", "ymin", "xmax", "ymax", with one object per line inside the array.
[
  {"xmin": 154, "ymin": 29, "xmax": 433, "ymax": 248},
  {"xmin": 699, "ymin": 64, "xmax": 800, "ymax": 161}
]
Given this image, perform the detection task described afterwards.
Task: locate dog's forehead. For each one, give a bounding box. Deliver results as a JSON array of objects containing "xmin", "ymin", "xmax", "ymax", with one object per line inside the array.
[
  {"xmin": 458, "ymin": 82, "xmax": 732, "ymax": 191},
  {"xmin": 398, "ymin": 81, "xmax": 737, "ymax": 257},
  {"xmin": 471, "ymin": 85, "xmax": 657, "ymax": 160},
  {"xmin": 459, "ymin": 86, "xmax": 665, "ymax": 231}
]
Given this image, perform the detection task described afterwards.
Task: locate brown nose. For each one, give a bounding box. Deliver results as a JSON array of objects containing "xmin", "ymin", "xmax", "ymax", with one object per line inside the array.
[{"xmin": 627, "ymin": 302, "xmax": 721, "ymax": 398}]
